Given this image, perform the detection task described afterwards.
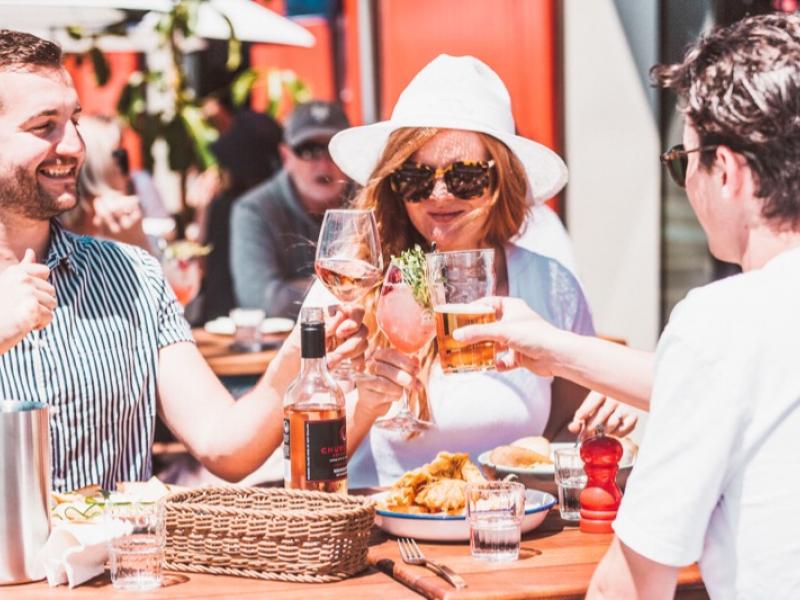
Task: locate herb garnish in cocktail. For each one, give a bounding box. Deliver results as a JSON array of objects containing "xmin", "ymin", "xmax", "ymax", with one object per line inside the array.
[{"xmin": 375, "ymin": 245, "xmax": 436, "ymax": 432}]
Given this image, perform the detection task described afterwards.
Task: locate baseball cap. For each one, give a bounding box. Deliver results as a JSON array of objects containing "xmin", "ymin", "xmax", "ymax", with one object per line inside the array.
[{"xmin": 284, "ymin": 101, "xmax": 350, "ymax": 147}]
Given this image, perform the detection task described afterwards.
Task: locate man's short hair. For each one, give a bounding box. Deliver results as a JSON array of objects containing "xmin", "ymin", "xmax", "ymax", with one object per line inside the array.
[
  {"xmin": 0, "ymin": 29, "xmax": 62, "ymax": 72},
  {"xmin": 653, "ymin": 13, "xmax": 800, "ymax": 228}
]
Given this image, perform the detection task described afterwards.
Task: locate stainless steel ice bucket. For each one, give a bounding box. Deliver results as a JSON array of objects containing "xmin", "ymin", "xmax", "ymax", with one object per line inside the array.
[{"xmin": 0, "ymin": 400, "xmax": 50, "ymax": 584}]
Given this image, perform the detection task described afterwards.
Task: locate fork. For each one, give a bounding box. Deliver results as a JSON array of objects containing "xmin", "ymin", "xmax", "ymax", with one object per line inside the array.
[{"xmin": 397, "ymin": 537, "xmax": 467, "ymax": 589}]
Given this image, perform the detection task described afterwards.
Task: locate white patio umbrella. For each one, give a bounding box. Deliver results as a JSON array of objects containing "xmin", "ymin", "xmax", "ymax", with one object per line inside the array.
[{"xmin": 0, "ymin": 0, "xmax": 315, "ymax": 48}]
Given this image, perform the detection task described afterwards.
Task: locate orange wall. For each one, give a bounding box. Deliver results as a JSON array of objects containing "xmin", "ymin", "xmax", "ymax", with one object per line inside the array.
[
  {"xmin": 249, "ymin": 15, "xmax": 336, "ymax": 121},
  {"xmin": 340, "ymin": 0, "xmax": 364, "ymax": 125},
  {"xmin": 376, "ymin": 0, "xmax": 561, "ymax": 208},
  {"xmin": 64, "ymin": 52, "xmax": 143, "ymax": 171}
]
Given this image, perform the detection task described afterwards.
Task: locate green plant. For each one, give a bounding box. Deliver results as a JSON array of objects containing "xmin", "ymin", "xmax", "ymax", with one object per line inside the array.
[{"xmin": 73, "ymin": 0, "xmax": 311, "ymax": 231}]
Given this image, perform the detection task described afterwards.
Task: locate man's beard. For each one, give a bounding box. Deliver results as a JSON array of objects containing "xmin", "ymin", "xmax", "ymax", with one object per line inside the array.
[{"xmin": 0, "ymin": 164, "xmax": 77, "ymax": 220}]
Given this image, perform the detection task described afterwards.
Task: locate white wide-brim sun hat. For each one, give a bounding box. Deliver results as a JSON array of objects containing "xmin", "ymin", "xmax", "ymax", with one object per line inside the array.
[{"xmin": 329, "ymin": 54, "xmax": 567, "ymax": 204}]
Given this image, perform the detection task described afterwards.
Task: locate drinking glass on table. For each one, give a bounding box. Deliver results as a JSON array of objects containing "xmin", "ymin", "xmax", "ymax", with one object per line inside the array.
[
  {"xmin": 106, "ymin": 499, "xmax": 166, "ymax": 591},
  {"xmin": 230, "ymin": 308, "xmax": 266, "ymax": 352},
  {"xmin": 374, "ymin": 251, "xmax": 436, "ymax": 432},
  {"xmin": 425, "ymin": 249, "xmax": 497, "ymax": 373},
  {"xmin": 465, "ymin": 481, "xmax": 526, "ymax": 562},
  {"xmin": 554, "ymin": 447, "xmax": 586, "ymax": 522},
  {"xmin": 314, "ymin": 209, "xmax": 383, "ymax": 383}
]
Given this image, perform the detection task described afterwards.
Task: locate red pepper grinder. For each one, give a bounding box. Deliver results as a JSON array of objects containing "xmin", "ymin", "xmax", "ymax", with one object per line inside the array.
[{"xmin": 579, "ymin": 426, "xmax": 623, "ymax": 533}]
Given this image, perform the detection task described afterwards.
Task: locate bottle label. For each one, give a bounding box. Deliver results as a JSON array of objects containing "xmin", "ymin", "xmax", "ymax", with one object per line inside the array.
[
  {"xmin": 305, "ymin": 418, "xmax": 347, "ymax": 481},
  {"xmin": 282, "ymin": 418, "xmax": 291, "ymax": 484}
]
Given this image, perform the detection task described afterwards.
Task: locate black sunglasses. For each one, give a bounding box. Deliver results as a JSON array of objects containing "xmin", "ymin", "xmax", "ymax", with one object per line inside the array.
[
  {"xmin": 660, "ymin": 144, "xmax": 718, "ymax": 187},
  {"xmin": 389, "ymin": 160, "xmax": 496, "ymax": 203},
  {"xmin": 292, "ymin": 141, "xmax": 330, "ymax": 161}
]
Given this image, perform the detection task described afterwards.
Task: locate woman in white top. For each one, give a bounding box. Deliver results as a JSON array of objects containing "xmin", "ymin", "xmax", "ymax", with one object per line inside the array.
[{"xmin": 328, "ymin": 55, "xmax": 634, "ymax": 487}]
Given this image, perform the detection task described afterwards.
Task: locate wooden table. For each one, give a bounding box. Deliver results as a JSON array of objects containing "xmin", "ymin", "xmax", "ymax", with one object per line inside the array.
[
  {"xmin": 5, "ymin": 510, "xmax": 707, "ymax": 599},
  {"xmin": 192, "ymin": 328, "xmax": 283, "ymax": 377}
]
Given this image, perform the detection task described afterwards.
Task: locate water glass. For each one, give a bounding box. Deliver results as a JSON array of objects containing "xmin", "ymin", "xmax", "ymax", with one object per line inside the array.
[
  {"xmin": 465, "ymin": 481, "xmax": 526, "ymax": 562},
  {"xmin": 106, "ymin": 500, "xmax": 165, "ymax": 591},
  {"xmin": 425, "ymin": 249, "xmax": 497, "ymax": 373},
  {"xmin": 554, "ymin": 447, "xmax": 586, "ymax": 522},
  {"xmin": 230, "ymin": 308, "xmax": 266, "ymax": 352}
]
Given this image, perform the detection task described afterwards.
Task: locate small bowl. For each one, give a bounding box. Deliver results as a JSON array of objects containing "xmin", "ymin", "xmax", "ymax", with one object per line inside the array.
[{"xmin": 478, "ymin": 442, "xmax": 635, "ymax": 495}]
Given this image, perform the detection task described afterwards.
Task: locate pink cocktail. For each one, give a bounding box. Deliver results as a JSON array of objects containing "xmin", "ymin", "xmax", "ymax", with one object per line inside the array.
[
  {"xmin": 375, "ymin": 259, "xmax": 436, "ymax": 432},
  {"xmin": 377, "ymin": 265, "xmax": 435, "ymax": 354}
]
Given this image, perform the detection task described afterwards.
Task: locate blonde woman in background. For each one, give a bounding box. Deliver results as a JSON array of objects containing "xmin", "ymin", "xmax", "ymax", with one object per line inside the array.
[{"xmin": 59, "ymin": 115, "xmax": 152, "ymax": 252}]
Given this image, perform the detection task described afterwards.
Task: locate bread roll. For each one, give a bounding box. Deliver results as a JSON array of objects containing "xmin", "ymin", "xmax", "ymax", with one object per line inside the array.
[
  {"xmin": 511, "ymin": 436, "xmax": 552, "ymax": 462},
  {"xmin": 490, "ymin": 445, "xmax": 550, "ymax": 468}
]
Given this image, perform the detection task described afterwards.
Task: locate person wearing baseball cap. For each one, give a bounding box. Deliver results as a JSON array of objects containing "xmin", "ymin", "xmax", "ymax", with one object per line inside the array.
[{"xmin": 230, "ymin": 100, "xmax": 351, "ymax": 319}]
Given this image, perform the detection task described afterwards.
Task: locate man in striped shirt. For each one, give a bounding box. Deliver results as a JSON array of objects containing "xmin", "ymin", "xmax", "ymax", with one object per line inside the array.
[{"xmin": 0, "ymin": 30, "xmax": 371, "ymax": 493}]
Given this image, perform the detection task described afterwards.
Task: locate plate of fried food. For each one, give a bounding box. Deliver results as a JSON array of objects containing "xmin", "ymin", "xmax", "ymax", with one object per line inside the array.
[
  {"xmin": 374, "ymin": 451, "xmax": 556, "ymax": 541},
  {"xmin": 478, "ymin": 436, "xmax": 638, "ymax": 495}
]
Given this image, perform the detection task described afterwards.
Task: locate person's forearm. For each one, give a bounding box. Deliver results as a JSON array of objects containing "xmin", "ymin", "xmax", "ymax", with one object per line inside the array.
[
  {"xmin": 550, "ymin": 333, "xmax": 654, "ymax": 410},
  {"xmin": 196, "ymin": 381, "xmax": 284, "ymax": 482},
  {"xmin": 176, "ymin": 341, "xmax": 299, "ymax": 482},
  {"xmin": 346, "ymin": 396, "xmax": 380, "ymax": 456}
]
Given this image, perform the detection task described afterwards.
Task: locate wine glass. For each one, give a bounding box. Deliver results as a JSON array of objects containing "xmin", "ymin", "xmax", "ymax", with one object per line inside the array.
[
  {"xmin": 314, "ymin": 209, "xmax": 383, "ymax": 382},
  {"xmin": 374, "ymin": 261, "xmax": 436, "ymax": 432}
]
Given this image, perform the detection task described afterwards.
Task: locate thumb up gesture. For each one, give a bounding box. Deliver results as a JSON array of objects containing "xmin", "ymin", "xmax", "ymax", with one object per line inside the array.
[{"xmin": 0, "ymin": 249, "xmax": 56, "ymax": 354}]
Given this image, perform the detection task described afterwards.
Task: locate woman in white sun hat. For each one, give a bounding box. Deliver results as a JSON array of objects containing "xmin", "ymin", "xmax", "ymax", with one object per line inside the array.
[{"xmin": 326, "ymin": 54, "xmax": 636, "ymax": 487}]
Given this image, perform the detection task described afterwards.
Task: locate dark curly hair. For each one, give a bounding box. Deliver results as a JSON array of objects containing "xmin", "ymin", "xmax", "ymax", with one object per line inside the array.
[
  {"xmin": 0, "ymin": 29, "xmax": 61, "ymax": 71},
  {"xmin": 652, "ymin": 13, "xmax": 800, "ymax": 227}
]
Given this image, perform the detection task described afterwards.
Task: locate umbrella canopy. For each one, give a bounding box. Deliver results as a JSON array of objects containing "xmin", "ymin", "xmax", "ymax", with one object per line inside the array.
[{"xmin": 0, "ymin": 0, "xmax": 314, "ymax": 48}]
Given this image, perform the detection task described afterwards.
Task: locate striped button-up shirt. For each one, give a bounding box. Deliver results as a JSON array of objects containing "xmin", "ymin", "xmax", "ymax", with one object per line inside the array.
[{"xmin": 0, "ymin": 221, "xmax": 193, "ymax": 492}]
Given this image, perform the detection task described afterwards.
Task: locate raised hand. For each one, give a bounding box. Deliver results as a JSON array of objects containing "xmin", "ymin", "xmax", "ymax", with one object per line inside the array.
[
  {"xmin": 452, "ymin": 296, "xmax": 567, "ymax": 376},
  {"xmin": 0, "ymin": 249, "xmax": 56, "ymax": 353}
]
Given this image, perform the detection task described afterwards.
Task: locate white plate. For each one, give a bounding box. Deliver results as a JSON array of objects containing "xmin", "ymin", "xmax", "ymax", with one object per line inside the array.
[
  {"xmin": 478, "ymin": 442, "xmax": 636, "ymax": 495},
  {"xmin": 260, "ymin": 317, "xmax": 295, "ymax": 334},
  {"xmin": 373, "ymin": 489, "xmax": 556, "ymax": 542},
  {"xmin": 203, "ymin": 317, "xmax": 295, "ymax": 336}
]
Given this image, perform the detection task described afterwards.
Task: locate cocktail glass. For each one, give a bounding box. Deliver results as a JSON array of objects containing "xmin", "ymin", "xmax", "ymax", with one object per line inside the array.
[
  {"xmin": 374, "ymin": 262, "xmax": 436, "ymax": 432},
  {"xmin": 162, "ymin": 255, "xmax": 202, "ymax": 306}
]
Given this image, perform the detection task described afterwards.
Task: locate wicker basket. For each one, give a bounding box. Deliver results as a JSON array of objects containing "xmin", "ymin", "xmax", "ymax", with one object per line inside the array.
[{"xmin": 164, "ymin": 486, "xmax": 375, "ymax": 583}]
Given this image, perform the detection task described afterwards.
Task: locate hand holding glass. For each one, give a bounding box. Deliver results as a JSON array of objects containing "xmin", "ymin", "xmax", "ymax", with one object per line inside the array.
[
  {"xmin": 314, "ymin": 209, "xmax": 383, "ymax": 383},
  {"xmin": 426, "ymin": 249, "xmax": 497, "ymax": 373},
  {"xmin": 374, "ymin": 262, "xmax": 436, "ymax": 432}
]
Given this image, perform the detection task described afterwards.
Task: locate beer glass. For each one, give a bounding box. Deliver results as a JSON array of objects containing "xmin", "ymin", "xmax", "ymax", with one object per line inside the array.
[{"xmin": 425, "ymin": 249, "xmax": 496, "ymax": 373}]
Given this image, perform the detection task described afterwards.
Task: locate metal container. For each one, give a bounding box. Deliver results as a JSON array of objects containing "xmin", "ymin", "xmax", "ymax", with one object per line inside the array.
[{"xmin": 0, "ymin": 400, "xmax": 50, "ymax": 584}]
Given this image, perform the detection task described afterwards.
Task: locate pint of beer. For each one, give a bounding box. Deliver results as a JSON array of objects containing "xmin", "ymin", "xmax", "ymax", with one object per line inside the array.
[
  {"xmin": 426, "ymin": 249, "xmax": 497, "ymax": 373},
  {"xmin": 435, "ymin": 303, "xmax": 496, "ymax": 373}
]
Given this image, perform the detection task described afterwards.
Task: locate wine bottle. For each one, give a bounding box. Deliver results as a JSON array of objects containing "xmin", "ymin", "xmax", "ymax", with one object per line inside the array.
[{"xmin": 283, "ymin": 307, "xmax": 347, "ymax": 493}]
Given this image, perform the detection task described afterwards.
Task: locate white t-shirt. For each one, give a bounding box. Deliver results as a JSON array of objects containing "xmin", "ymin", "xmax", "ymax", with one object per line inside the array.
[
  {"xmin": 347, "ymin": 244, "xmax": 594, "ymax": 487},
  {"xmin": 613, "ymin": 247, "xmax": 800, "ymax": 599}
]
